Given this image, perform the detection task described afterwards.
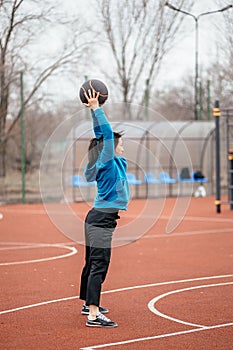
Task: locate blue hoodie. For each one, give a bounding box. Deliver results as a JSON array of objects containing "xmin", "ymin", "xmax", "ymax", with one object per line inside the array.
[{"xmin": 84, "ymin": 108, "xmax": 129, "ymax": 210}]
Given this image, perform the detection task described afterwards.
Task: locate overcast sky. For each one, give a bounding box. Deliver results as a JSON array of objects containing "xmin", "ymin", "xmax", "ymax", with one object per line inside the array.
[
  {"xmin": 157, "ymin": 0, "xmax": 231, "ymax": 89},
  {"xmin": 47, "ymin": 0, "xmax": 232, "ymax": 103}
]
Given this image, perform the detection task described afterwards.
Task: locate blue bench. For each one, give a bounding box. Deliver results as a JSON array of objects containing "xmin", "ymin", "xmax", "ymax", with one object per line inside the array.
[
  {"xmin": 127, "ymin": 173, "xmax": 142, "ymax": 185},
  {"xmin": 159, "ymin": 172, "xmax": 176, "ymax": 184},
  {"xmin": 144, "ymin": 173, "xmax": 161, "ymax": 184}
]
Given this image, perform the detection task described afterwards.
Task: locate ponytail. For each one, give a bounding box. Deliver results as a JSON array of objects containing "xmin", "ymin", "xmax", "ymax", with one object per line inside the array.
[
  {"xmin": 88, "ymin": 132, "xmax": 122, "ymax": 166},
  {"xmin": 88, "ymin": 136, "xmax": 103, "ymax": 166}
]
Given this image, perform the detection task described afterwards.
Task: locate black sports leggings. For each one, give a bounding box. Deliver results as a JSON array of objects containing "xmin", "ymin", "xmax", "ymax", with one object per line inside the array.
[{"xmin": 79, "ymin": 208, "xmax": 119, "ymax": 307}]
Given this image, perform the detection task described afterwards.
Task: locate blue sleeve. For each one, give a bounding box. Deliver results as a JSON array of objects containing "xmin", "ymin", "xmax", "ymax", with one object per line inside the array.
[{"xmin": 91, "ymin": 108, "xmax": 114, "ymax": 164}]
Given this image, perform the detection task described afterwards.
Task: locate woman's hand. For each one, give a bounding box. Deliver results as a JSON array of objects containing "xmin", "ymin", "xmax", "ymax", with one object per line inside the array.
[{"xmin": 83, "ymin": 88, "xmax": 100, "ymax": 110}]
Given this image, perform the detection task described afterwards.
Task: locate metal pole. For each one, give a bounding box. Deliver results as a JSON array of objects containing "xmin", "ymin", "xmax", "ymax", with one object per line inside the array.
[
  {"xmin": 194, "ymin": 18, "xmax": 199, "ymax": 121},
  {"xmin": 213, "ymin": 100, "xmax": 221, "ymax": 213},
  {"xmin": 145, "ymin": 79, "xmax": 149, "ymax": 121},
  {"xmin": 229, "ymin": 151, "xmax": 233, "ymax": 210},
  {"xmin": 165, "ymin": 2, "xmax": 233, "ymax": 121},
  {"xmin": 198, "ymin": 81, "xmax": 203, "ymax": 120},
  {"xmin": 207, "ymin": 80, "xmax": 211, "ymax": 120},
  {"xmin": 72, "ymin": 126, "xmax": 76, "ymax": 202},
  {"xmin": 20, "ymin": 71, "xmax": 26, "ymax": 204}
]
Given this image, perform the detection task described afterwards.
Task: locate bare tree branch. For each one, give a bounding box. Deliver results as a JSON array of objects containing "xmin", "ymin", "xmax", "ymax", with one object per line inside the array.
[
  {"xmin": 0, "ymin": 0, "xmax": 94, "ymax": 176},
  {"xmin": 96, "ymin": 0, "xmax": 194, "ymax": 117}
]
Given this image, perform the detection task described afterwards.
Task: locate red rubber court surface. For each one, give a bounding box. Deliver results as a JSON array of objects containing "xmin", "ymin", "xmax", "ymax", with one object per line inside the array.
[{"xmin": 0, "ymin": 196, "xmax": 232, "ymax": 350}]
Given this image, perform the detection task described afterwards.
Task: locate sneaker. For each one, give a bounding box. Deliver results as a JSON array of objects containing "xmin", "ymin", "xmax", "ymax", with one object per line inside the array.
[
  {"xmin": 86, "ymin": 313, "xmax": 118, "ymax": 328},
  {"xmin": 81, "ymin": 304, "xmax": 109, "ymax": 315}
]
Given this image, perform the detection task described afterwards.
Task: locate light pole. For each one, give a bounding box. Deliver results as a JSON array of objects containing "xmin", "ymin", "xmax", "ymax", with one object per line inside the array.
[
  {"xmin": 165, "ymin": 2, "xmax": 232, "ymax": 120},
  {"xmin": 20, "ymin": 71, "xmax": 26, "ymax": 204}
]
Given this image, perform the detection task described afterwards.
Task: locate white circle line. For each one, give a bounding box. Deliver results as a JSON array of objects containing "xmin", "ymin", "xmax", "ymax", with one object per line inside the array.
[
  {"xmin": 0, "ymin": 243, "xmax": 77, "ymax": 266},
  {"xmin": 1, "ymin": 274, "xmax": 232, "ymax": 315},
  {"xmin": 148, "ymin": 281, "xmax": 233, "ymax": 328},
  {"xmin": 0, "ymin": 242, "xmax": 75, "ymax": 251},
  {"xmin": 1, "ymin": 275, "xmax": 233, "ymax": 348},
  {"xmin": 0, "ymin": 241, "xmax": 77, "ymax": 246}
]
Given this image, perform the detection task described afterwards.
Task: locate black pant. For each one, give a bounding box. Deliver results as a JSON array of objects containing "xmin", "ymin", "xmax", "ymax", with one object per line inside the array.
[{"xmin": 79, "ymin": 208, "xmax": 120, "ymax": 307}]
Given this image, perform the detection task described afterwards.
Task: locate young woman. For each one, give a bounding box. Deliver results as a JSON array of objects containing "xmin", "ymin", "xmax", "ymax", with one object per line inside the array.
[{"xmin": 79, "ymin": 88, "xmax": 130, "ymax": 328}]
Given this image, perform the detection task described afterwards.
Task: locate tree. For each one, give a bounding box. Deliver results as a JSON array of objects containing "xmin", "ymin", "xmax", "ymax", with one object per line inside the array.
[
  {"xmin": 6, "ymin": 102, "xmax": 66, "ymax": 172},
  {"xmin": 154, "ymin": 76, "xmax": 194, "ymax": 121},
  {"xmin": 152, "ymin": 1, "xmax": 233, "ymax": 121},
  {"xmin": 194, "ymin": 3, "xmax": 233, "ymax": 110},
  {"xmin": 213, "ymin": 1, "xmax": 233, "ymax": 105},
  {"xmin": 95, "ymin": 0, "xmax": 194, "ymax": 118},
  {"xmin": 0, "ymin": 0, "xmax": 93, "ymax": 176}
]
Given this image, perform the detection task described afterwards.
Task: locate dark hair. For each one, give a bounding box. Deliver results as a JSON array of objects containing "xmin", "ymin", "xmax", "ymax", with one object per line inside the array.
[{"xmin": 88, "ymin": 132, "xmax": 122, "ymax": 166}]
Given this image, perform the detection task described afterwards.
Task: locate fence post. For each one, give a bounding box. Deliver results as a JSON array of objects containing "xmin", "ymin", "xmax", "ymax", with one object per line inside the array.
[
  {"xmin": 213, "ymin": 100, "xmax": 221, "ymax": 213},
  {"xmin": 20, "ymin": 71, "xmax": 26, "ymax": 204},
  {"xmin": 207, "ymin": 80, "xmax": 211, "ymax": 120},
  {"xmin": 228, "ymin": 151, "xmax": 233, "ymax": 210}
]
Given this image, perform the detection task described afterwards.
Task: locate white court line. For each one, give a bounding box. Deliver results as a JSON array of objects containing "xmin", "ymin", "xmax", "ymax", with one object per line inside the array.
[
  {"xmin": 126, "ymin": 227, "xmax": 233, "ymax": 241},
  {"xmin": 82, "ymin": 281, "xmax": 233, "ymax": 349},
  {"xmin": 159, "ymin": 214, "xmax": 233, "ymax": 224},
  {"xmin": 147, "ymin": 227, "xmax": 233, "ymax": 238},
  {"xmin": 1, "ymin": 207, "xmax": 233, "ymax": 223},
  {"xmin": 0, "ymin": 245, "xmax": 45, "ymax": 251},
  {"xmin": 1, "ymin": 274, "xmax": 232, "ymax": 315},
  {"xmin": 148, "ymin": 281, "xmax": 233, "ymax": 328},
  {"xmin": 0, "ymin": 208, "xmax": 60, "ymax": 215},
  {"xmin": 80, "ymin": 323, "xmax": 233, "ymax": 350},
  {"xmin": 122, "ymin": 213, "xmax": 233, "ymax": 224},
  {"xmin": 2, "ymin": 225, "xmax": 230, "ymax": 252},
  {"xmin": 0, "ymin": 295, "xmax": 79, "ymax": 315},
  {"xmin": 0, "ymin": 242, "xmax": 73, "ymax": 251},
  {"xmin": 0, "ymin": 241, "xmax": 77, "ymax": 247},
  {"xmin": 0, "ymin": 242, "xmax": 77, "ymax": 266},
  {"xmin": 1, "ymin": 274, "xmax": 233, "ymax": 349}
]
